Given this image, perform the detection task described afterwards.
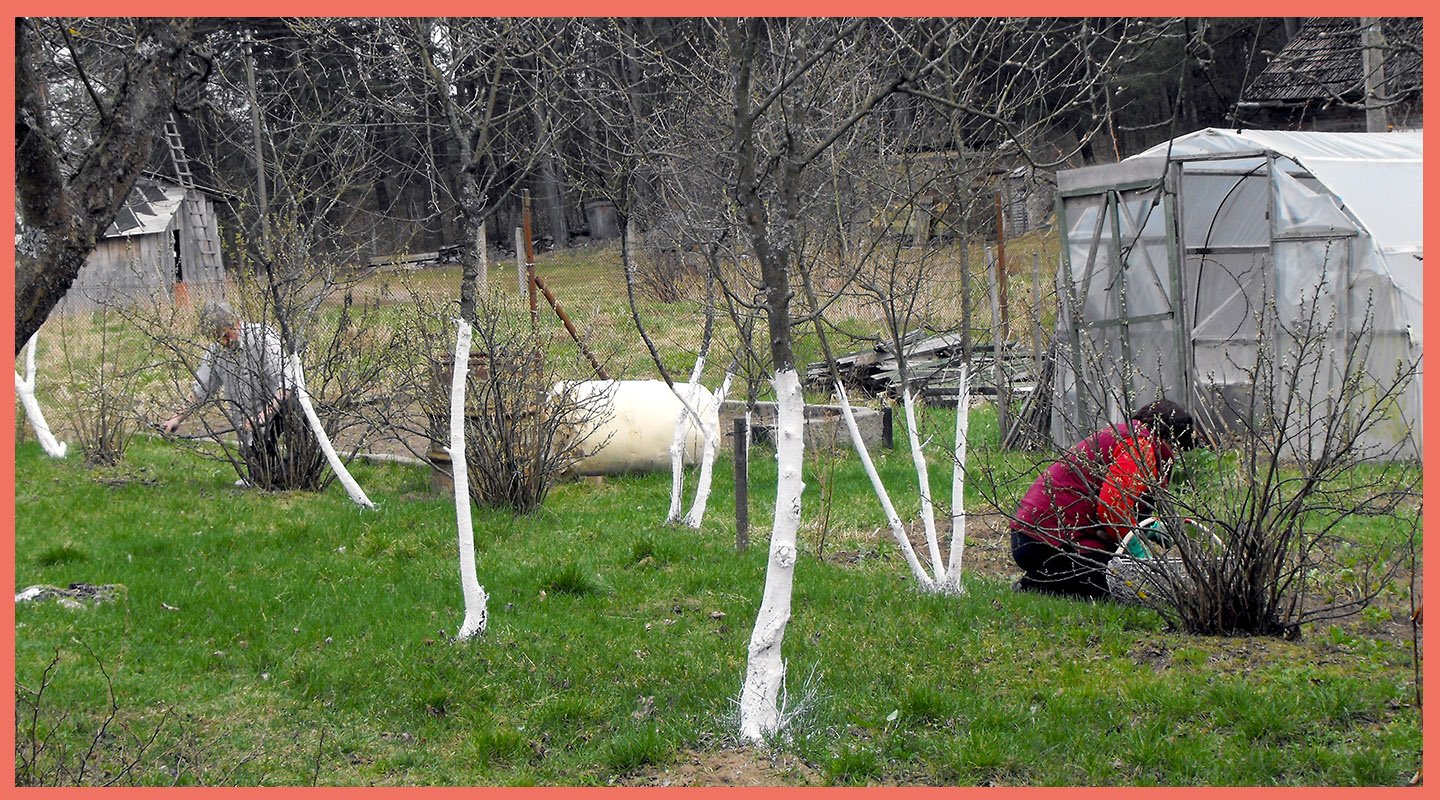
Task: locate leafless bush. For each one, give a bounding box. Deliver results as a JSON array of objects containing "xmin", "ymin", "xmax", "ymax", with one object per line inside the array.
[
  {"xmin": 451, "ymin": 296, "xmax": 611, "ymax": 513},
  {"xmin": 1132, "ymin": 290, "xmax": 1420, "ymax": 638},
  {"xmin": 631, "ymin": 236, "xmax": 706, "ymax": 304},
  {"xmin": 14, "ymin": 644, "xmax": 173, "ymax": 786},
  {"xmin": 50, "ymin": 303, "xmax": 162, "ymax": 466}
]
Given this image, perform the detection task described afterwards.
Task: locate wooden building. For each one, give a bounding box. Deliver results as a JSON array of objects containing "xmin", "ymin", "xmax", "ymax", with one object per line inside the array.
[
  {"xmin": 57, "ymin": 177, "xmax": 225, "ymax": 312},
  {"xmin": 1235, "ymin": 18, "xmax": 1423, "ymax": 132}
]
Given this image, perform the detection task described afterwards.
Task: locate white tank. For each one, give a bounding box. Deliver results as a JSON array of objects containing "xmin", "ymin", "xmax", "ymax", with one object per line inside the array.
[{"xmin": 562, "ymin": 380, "xmax": 719, "ymax": 476}]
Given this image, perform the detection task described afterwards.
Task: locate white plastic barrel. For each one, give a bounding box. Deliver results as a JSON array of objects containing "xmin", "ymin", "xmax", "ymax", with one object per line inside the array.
[{"xmin": 562, "ymin": 380, "xmax": 719, "ymax": 476}]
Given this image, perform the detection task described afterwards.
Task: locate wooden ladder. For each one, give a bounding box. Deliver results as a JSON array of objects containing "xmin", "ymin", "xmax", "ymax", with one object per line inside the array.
[{"xmin": 165, "ymin": 114, "xmax": 222, "ymax": 274}]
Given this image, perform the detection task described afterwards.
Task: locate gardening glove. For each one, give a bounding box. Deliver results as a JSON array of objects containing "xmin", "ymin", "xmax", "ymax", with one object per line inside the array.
[{"xmin": 1142, "ymin": 519, "xmax": 1174, "ymax": 549}]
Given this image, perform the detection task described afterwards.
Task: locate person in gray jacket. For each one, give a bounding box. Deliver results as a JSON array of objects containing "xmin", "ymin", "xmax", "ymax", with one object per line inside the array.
[{"xmin": 162, "ymin": 300, "xmax": 298, "ymax": 486}]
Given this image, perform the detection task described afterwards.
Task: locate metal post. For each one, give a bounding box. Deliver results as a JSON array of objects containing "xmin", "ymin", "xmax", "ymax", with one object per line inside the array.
[
  {"xmin": 994, "ymin": 191, "xmax": 1009, "ymax": 344},
  {"xmin": 881, "ymin": 406, "xmax": 894, "ymax": 449},
  {"xmin": 733, "ymin": 417, "xmax": 749, "ymax": 552},
  {"xmin": 514, "ymin": 226, "xmax": 525, "ymax": 296},
  {"xmin": 987, "ymin": 245, "xmax": 1011, "ymax": 443},
  {"xmin": 1031, "ymin": 251, "xmax": 1044, "ymax": 379},
  {"xmin": 523, "ymin": 190, "xmax": 538, "ymax": 329}
]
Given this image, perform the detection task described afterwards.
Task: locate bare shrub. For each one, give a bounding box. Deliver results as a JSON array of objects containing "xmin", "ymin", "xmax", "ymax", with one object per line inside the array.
[
  {"xmin": 452, "ymin": 296, "xmax": 612, "ymax": 513},
  {"xmin": 14, "ymin": 645, "xmax": 174, "ymax": 786},
  {"xmin": 1090, "ymin": 281, "xmax": 1421, "ymax": 639},
  {"xmin": 50, "ymin": 304, "xmax": 161, "ymax": 466}
]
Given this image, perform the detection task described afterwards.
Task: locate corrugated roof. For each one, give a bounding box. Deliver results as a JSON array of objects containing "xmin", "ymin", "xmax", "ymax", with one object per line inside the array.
[
  {"xmin": 1242, "ymin": 18, "xmax": 1422, "ymax": 106},
  {"xmin": 104, "ymin": 180, "xmax": 186, "ymax": 238}
]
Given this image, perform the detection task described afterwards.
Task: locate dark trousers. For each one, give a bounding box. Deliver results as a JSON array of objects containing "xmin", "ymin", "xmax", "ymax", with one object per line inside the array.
[
  {"xmin": 240, "ymin": 398, "xmax": 311, "ymax": 489},
  {"xmin": 1010, "ymin": 528, "xmax": 1115, "ymax": 600}
]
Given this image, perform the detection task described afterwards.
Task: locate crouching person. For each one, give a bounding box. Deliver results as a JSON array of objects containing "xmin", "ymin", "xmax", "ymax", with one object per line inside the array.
[
  {"xmin": 161, "ymin": 300, "xmax": 308, "ymax": 488},
  {"xmin": 1009, "ymin": 400, "xmax": 1205, "ymax": 599}
]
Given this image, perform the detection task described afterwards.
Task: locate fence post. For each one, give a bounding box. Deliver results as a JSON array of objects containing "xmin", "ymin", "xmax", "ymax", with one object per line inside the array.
[
  {"xmin": 987, "ymin": 245, "xmax": 1011, "ymax": 443},
  {"xmin": 515, "ymin": 226, "xmax": 525, "ymax": 297},
  {"xmin": 960, "ymin": 241, "xmax": 972, "ymax": 367},
  {"xmin": 1031, "ymin": 251, "xmax": 1044, "ymax": 377},
  {"xmin": 881, "ymin": 406, "xmax": 894, "ymax": 449},
  {"xmin": 733, "ymin": 417, "xmax": 749, "ymax": 552}
]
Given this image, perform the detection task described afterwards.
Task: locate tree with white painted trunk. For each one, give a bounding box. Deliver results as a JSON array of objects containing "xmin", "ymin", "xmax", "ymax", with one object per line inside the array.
[
  {"xmin": 447, "ymin": 319, "xmax": 488, "ymax": 640},
  {"xmin": 721, "ymin": 19, "xmax": 969, "ymax": 743},
  {"xmin": 14, "ymin": 334, "xmax": 68, "ymax": 459},
  {"xmin": 285, "ymin": 356, "xmax": 374, "ymax": 509}
]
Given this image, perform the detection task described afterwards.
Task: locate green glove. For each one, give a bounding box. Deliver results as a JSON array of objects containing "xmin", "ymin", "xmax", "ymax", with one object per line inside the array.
[{"xmin": 1143, "ymin": 519, "xmax": 1174, "ymax": 549}]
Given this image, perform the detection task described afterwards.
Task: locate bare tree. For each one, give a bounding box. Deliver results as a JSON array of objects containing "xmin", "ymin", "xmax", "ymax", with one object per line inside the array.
[{"xmin": 15, "ymin": 17, "xmax": 206, "ymax": 353}]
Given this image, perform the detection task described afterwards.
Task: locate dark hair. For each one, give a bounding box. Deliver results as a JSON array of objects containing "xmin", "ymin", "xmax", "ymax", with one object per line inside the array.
[{"xmin": 1131, "ymin": 399, "xmax": 1205, "ymax": 451}]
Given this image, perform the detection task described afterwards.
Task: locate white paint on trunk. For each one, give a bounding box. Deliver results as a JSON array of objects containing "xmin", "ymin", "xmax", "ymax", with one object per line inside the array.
[
  {"xmin": 834, "ymin": 381, "xmax": 934, "ymax": 590},
  {"xmin": 739, "ymin": 368, "xmax": 806, "ymax": 743},
  {"xmin": 666, "ymin": 356, "xmax": 707, "ymax": 524},
  {"xmin": 683, "ymin": 370, "xmax": 734, "ymax": 528},
  {"xmin": 14, "ymin": 334, "xmax": 67, "ymax": 458},
  {"xmin": 901, "ymin": 386, "xmax": 944, "ymax": 586},
  {"xmin": 942, "ymin": 364, "xmax": 972, "ymax": 595},
  {"xmin": 448, "ymin": 319, "xmax": 488, "ymax": 640},
  {"xmin": 286, "ymin": 356, "xmax": 375, "ymax": 509}
]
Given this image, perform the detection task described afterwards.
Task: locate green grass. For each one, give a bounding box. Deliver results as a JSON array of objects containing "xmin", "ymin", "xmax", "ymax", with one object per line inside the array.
[{"xmin": 13, "ymin": 406, "xmax": 1421, "ymax": 786}]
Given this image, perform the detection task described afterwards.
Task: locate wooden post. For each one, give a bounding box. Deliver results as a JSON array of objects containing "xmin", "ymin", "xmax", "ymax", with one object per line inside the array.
[{"xmin": 733, "ymin": 417, "xmax": 749, "ymax": 552}]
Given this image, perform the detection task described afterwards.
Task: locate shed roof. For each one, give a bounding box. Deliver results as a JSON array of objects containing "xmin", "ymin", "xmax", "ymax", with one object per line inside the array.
[
  {"xmin": 104, "ymin": 179, "xmax": 186, "ymax": 238},
  {"xmin": 1241, "ymin": 18, "xmax": 1422, "ymax": 107}
]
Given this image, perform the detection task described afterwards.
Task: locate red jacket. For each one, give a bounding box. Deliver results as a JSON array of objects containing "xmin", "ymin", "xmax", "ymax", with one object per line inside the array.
[{"xmin": 1011, "ymin": 421, "xmax": 1173, "ymax": 552}]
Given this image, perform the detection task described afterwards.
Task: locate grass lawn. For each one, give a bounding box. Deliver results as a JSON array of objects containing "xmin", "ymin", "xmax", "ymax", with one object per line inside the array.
[{"xmin": 12, "ymin": 403, "xmax": 1422, "ymax": 786}]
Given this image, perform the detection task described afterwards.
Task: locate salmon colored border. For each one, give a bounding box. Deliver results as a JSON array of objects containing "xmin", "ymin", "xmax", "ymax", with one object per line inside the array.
[{"xmin": 3, "ymin": 6, "xmax": 1433, "ymax": 795}]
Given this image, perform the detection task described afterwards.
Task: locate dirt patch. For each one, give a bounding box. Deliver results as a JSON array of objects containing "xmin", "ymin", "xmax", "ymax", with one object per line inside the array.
[{"xmin": 618, "ymin": 748, "xmax": 822, "ymax": 787}]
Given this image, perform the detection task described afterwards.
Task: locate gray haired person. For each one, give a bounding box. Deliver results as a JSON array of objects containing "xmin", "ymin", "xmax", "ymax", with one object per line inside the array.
[{"xmin": 162, "ymin": 301, "xmax": 297, "ymax": 486}]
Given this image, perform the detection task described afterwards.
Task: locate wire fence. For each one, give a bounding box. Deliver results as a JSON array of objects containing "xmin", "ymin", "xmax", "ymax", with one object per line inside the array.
[{"xmin": 17, "ymin": 229, "xmax": 1063, "ymax": 462}]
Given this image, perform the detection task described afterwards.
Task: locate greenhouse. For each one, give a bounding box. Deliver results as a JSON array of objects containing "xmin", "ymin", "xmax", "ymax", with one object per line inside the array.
[{"xmin": 1049, "ymin": 128, "xmax": 1423, "ymax": 459}]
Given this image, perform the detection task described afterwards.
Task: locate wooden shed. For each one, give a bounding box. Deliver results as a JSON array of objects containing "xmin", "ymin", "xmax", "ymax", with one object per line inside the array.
[{"xmin": 58, "ymin": 176, "xmax": 224, "ymax": 312}]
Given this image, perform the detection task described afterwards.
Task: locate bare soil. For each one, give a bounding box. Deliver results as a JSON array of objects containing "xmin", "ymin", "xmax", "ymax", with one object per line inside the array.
[{"xmin": 616, "ymin": 747, "xmax": 822, "ymax": 787}]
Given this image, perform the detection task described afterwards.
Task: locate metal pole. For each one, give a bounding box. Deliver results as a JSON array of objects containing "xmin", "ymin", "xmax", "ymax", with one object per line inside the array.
[
  {"xmin": 533, "ymin": 274, "xmax": 610, "ymax": 379},
  {"xmin": 987, "ymin": 245, "xmax": 1011, "ymax": 443},
  {"xmin": 523, "ymin": 190, "xmax": 538, "ymax": 330},
  {"xmin": 994, "ymin": 191, "xmax": 1009, "ymax": 345},
  {"xmin": 515, "ymin": 226, "xmax": 525, "ymax": 296},
  {"xmin": 1031, "ymin": 251, "xmax": 1044, "ymax": 381},
  {"xmin": 881, "ymin": 406, "xmax": 894, "ymax": 449},
  {"xmin": 733, "ymin": 417, "xmax": 749, "ymax": 552}
]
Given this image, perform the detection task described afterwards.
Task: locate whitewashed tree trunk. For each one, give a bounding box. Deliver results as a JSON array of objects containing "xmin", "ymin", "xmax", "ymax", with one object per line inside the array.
[
  {"xmin": 901, "ymin": 385, "xmax": 944, "ymax": 585},
  {"xmin": 739, "ymin": 368, "xmax": 806, "ymax": 743},
  {"xmin": 448, "ymin": 319, "xmax": 489, "ymax": 640},
  {"xmin": 286, "ymin": 356, "xmax": 375, "ymax": 509},
  {"xmin": 14, "ymin": 333, "xmax": 67, "ymax": 458},
  {"xmin": 666, "ymin": 357, "xmax": 707, "ymax": 524},
  {"xmin": 683, "ymin": 370, "xmax": 734, "ymax": 528},
  {"xmin": 834, "ymin": 382, "xmax": 935, "ymax": 591},
  {"xmin": 942, "ymin": 365, "xmax": 972, "ymax": 595}
]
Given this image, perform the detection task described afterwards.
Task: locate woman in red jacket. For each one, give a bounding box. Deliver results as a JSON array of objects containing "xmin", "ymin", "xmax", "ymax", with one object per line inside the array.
[{"xmin": 1009, "ymin": 400, "xmax": 1204, "ymax": 599}]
